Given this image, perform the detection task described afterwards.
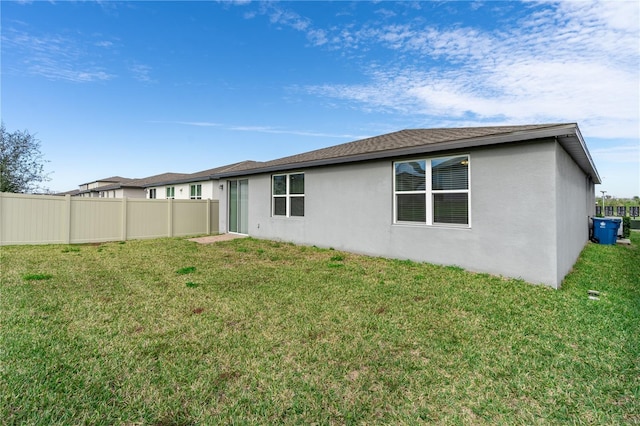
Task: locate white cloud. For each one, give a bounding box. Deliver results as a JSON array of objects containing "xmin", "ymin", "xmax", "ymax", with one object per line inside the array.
[
  {"xmin": 172, "ymin": 121, "xmax": 221, "ymax": 127},
  {"xmin": 591, "ymin": 144, "xmax": 640, "ymax": 164},
  {"xmin": 268, "ymin": 7, "xmax": 310, "ymax": 31},
  {"xmin": 307, "ymin": 28, "xmax": 328, "ymax": 46},
  {"xmin": 153, "ymin": 121, "xmax": 362, "ymax": 139},
  {"xmin": 95, "ymin": 40, "xmax": 113, "ymax": 48},
  {"xmin": 228, "ymin": 125, "xmax": 363, "ymax": 139},
  {"xmin": 297, "ymin": 1, "xmax": 640, "ymax": 139},
  {"xmin": 129, "ymin": 63, "xmax": 155, "ymax": 83},
  {"xmin": 2, "ymin": 28, "xmax": 116, "ymax": 82}
]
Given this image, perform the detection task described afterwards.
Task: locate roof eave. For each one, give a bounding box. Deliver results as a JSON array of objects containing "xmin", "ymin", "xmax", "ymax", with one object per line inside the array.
[
  {"xmin": 555, "ymin": 126, "xmax": 602, "ymax": 184},
  {"xmin": 214, "ymin": 124, "xmax": 601, "ymax": 180},
  {"xmin": 141, "ymin": 175, "xmax": 214, "ymax": 188}
]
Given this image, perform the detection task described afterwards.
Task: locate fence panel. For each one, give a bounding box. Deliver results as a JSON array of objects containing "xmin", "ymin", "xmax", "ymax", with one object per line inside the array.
[
  {"xmin": 0, "ymin": 192, "xmax": 220, "ymax": 246},
  {"xmin": 0, "ymin": 193, "xmax": 68, "ymax": 244},
  {"xmin": 70, "ymin": 197, "xmax": 123, "ymax": 243},
  {"xmin": 127, "ymin": 199, "xmax": 170, "ymax": 240},
  {"xmin": 172, "ymin": 199, "xmax": 208, "ymax": 237},
  {"xmin": 595, "ymin": 205, "xmax": 640, "ymax": 217},
  {"xmin": 210, "ymin": 200, "xmax": 219, "ymax": 235}
]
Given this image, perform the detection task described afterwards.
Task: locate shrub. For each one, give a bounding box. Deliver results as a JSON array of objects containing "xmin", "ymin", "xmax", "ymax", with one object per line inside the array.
[{"xmin": 622, "ymin": 216, "xmax": 631, "ymax": 238}]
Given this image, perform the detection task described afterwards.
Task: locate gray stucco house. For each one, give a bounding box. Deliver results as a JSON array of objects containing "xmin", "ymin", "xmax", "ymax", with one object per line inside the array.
[{"xmin": 212, "ymin": 123, "xmax": 600, "ymax": 288}]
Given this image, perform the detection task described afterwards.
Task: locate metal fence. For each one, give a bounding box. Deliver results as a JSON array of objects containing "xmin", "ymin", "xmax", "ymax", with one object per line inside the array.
[
  {"xmin": 0, "ymin": 192, "xmax": 219, "ymax": 246},
  {"xmin": 595, "ymin": 205, "xmax": 639, "ymax": 217}
]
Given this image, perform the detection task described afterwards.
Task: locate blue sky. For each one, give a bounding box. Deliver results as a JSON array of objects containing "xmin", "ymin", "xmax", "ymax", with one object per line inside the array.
[{"xmin": 2, "ymin": 1, "xmax": 639, "ymax": 197}]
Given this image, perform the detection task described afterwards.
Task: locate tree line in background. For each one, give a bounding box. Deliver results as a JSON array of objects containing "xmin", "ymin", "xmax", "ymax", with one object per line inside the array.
[
  {"xmin": 0, "ymin": 123, "xmax": 50, "ymax": 193},
  {"xmin": 597, "ymin": 196, "xmax": 640, "ymax": 207}
]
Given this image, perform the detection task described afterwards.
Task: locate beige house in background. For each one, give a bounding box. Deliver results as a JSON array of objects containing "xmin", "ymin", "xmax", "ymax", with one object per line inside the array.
[
  {"xmin": 65, "ymin": 161, "xmax": 262, "ymax": 200},
  {"xmin": 76, "ymin": 176, "xmax": 131, "ymax": 197},
  {"xmin": 73, "ymin": 173, "xmax": 190, "ymax": 199},
  {"xmin": 141, "ymin": 161, "xmax": 262, "ymax": 200}
]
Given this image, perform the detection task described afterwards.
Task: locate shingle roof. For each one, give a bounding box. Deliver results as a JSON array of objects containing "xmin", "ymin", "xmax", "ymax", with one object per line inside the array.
[
  {"xmin": 124, "ymin": 172, "xmax": 192, "ymax": 187},
  {"xmin": 187, "ymin": 160, "xmax": 264, "ymax": 179},
  {"xmin": 79, "ymin": 176, "xmax": 132, "ymax": 186},
  {"xmin": 143, "ymin": 160, "xmax": 265, "ymax": 186},
  {"xmin": 55, "ymin": 189, "xmax": 80, "ymax": 196},
  {"xmin": 213, "ymin": 123, "xmax": 600, "ymax": 183},
  {"xmin": 96, "ymin": 172, "xmax": 192, "ymax": 191}
]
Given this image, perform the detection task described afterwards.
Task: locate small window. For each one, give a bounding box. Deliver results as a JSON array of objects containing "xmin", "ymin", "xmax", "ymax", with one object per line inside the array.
[
  {"xmin": 149, "ymin": 188, "xmax": 157, "ymax": 199},
  {"xmin": 394, "ymin": 155, "xmax": 469, "ymax": 226},
  {"xmin": 166, "ymin": 186, "xmax": 175, "ymax": 199},
  {"xmin": 190, "ymin": 184, "xmax": 202, "ymax": 199},
  {"xmin": 272, "ymin": 173, "xmax": 304, "ymax": 217}
]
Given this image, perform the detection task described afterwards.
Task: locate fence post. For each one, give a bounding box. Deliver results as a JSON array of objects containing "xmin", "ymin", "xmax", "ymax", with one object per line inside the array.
[
  {"xmin": 0, "ymin": 193, "xmax": 4, "ymax": 245},
  {"xmin": 168, "ymin": 198, "xmax": 174, "ymax": 237},
  {"xmin": 122, "ymin": 197, "xmax": 128, "ymax": 241},
  {"xmin": 65, "ymin": 194, "xmax": 72, "ymax": 244},
  {"xmin": 206, "ymin": 199, "xmax": 211, "ymax": 235}
]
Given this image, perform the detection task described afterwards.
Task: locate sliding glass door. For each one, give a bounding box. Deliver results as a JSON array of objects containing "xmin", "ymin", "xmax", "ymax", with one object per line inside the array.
[{"xmin": 228, "ymin": 179, "xmax": 248, "ymax": 234}]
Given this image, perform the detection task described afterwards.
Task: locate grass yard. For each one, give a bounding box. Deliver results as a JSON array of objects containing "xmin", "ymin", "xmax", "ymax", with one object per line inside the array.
[{"xmin": 1, "ymin": 234, "xmax": 639, "ymax": 425}]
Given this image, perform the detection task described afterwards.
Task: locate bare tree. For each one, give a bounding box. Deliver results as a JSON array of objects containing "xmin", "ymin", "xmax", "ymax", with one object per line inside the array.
[{"xmin": 0, "ymin": 123, "xmax": 51, "ymax": 193}]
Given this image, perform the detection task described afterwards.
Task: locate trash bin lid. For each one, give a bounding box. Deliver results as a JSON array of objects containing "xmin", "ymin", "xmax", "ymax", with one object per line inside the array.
[{"xmin": 603, "ymin": 217, "xmax": 622, "ymax": 222}]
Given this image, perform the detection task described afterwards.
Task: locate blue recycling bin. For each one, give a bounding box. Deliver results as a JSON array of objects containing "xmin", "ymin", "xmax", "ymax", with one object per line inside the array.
[{"xmin": 592, "ymin": 217, "xmax": 621, "ymax": 245}]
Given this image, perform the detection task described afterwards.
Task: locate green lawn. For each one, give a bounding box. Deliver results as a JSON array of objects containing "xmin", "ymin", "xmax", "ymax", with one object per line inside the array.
[{"xmin": 1, "ymin": 234, "xmax": 638, "ymax": 425}]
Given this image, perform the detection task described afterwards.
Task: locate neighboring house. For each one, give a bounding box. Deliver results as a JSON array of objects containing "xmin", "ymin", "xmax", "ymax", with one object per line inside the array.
[
  {"xmin": 56, "ymin": 189, "xmax": 80, "ymax": 196},
  {"xmin": 74, "ymin": 173, "xmax": 191, "ymax": 199},
  {"xmin": 77, "ymin": 176, "xmax": 132, "ymax": 197},
  {"xmin": 105, "ymin": 172, "xmax": 193, "ymax": 199},
  {"xmin": 144, "ymin": 161, "xmax": 263, "ymax": 200},
  {"xmin": 212, "ymin": 123, "xmax": 600, "ymax": 288}
]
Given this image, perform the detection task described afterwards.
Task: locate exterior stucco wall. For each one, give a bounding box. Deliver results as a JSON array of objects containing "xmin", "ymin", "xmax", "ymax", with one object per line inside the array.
[
  {"xmin": 554, "ymin": 143, "xmax": 593, "ymax": 286},
  {"xmin": 146, "ymin": 180, "xmax": 220, "ymax": 200},
  {"xmin": 468, "ymin": 141, "xmax": 558, "ymax": 285},
  {"xmin": 121, "ymin": 188, "xmax": 146, "ymax": 198},
  {"xmin": 222, "ymin": 140, "xmax": 578, "ymax": 287}
]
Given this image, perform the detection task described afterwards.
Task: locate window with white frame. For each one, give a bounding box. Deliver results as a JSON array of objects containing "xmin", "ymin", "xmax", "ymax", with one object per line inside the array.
[
  {"xmin": 394, "ymin": 155, "xmax": 469, "ymax": 226},
  {"xmin": 190, "ymin": 184, "xmax": 202, "ymax": 199},
  {"xmin": 149, "ymin": 188, "xmax": 157, "ymax": 199},
  {"xmin": 166, "ymin": 186, "xmax": 175, "ymax": 199},
  {"xmin": 272, "ymin": 173, "xmax": 304, "ymax": 217}
]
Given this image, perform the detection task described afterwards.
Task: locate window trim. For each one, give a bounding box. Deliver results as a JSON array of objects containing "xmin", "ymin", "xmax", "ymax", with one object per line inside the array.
[
  {"xmin": 393, "ymin": 154, "xmax": 471, "ymax": 228},
  {"xmin": 272, "ymin": 172, "xmax": 305, "ymax": 218},
  {"xmin": 189, "ymin": 184, "xmax": 202, "ymax": 200},
  {"xmin": 149, "ymin": 188, "xmax": 157, "ymax": 199},
  {"xmin": 166, "ymin": 186, "xmax": 175, "ymax": 199}
]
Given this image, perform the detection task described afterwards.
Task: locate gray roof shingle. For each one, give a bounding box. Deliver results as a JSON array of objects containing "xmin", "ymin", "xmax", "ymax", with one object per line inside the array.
[
  {"xmin": 96, "ymin": 172, "xmax": 192, "ymax": 191},
  {"xmin": 212, "ymin": 123, "xmax": 600, "ymax": 183},
  {"xmin": 143, "ymin": 160, "xmax": 265, "ymax": 186}
]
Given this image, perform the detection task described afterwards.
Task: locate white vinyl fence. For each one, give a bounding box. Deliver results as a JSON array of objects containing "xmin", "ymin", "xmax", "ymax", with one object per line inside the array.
[{"xmin": 0, "ymin": 192, "xmax": 219, "ymax": 246}]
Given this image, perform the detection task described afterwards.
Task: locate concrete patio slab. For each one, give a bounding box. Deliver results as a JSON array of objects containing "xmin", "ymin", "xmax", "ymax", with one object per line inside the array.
[{"xmin": 188, "ymin": 234, "xmax": 248, "ymax": 244}]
